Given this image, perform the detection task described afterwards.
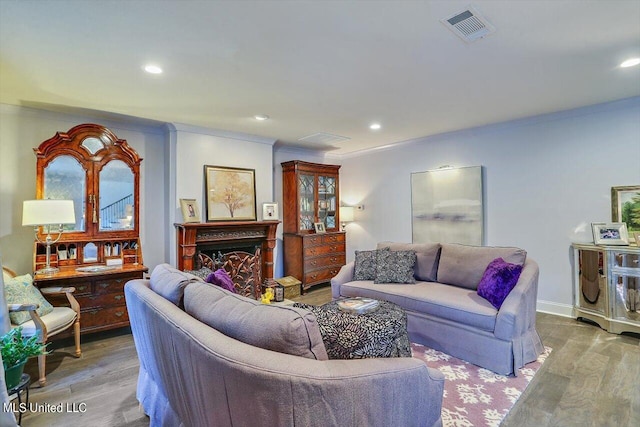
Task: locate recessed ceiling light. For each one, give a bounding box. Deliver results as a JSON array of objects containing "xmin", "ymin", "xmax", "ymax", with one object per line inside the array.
[
  {"xmin": 369, "ymin": 123, "xmax": 381, "ymax": 130},
  {"xmin": 254, "ymin": 114, "xmax": 269, "ymax": 121},
  {"xmin": 620, "ymin": 58, "xmax": 640, "ymax": 68},
  {"xmin": 144, "ymin": 64, "xmax": 163, "ymax": 74}
]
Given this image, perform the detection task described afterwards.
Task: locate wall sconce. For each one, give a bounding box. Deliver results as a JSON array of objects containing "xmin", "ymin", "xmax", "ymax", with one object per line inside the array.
[
  {"xmin": 339, "ymin": 206, "xmax": 355, "ymax": 231},
  {"xmin": 22, "ymin": 199, "xmax": 76, "ymax": 275}
]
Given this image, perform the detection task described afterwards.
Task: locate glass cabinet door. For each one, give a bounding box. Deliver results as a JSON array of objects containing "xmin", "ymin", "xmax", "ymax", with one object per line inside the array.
[
  {"xmin": 43, "ymin": 155, "xmax": 87, "ymax": 232},
  {"xmin": 298, "ymin": 174, "xmax": 315, "ymax": 231},
  {"xmin": 99, "ymin": 160, "xmax": 135, "ymax": 231},
  {"xmin": 318, "ymin": 175, "xmax": 336, "ymax": 229}
]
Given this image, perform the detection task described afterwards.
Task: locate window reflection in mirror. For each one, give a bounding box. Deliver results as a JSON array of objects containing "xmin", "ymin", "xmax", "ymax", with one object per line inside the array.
[
  {"xmin": 44, "ymin": 155, "xmax": 86, "ymax": 231},
  {"xmin": 99, "ymin": 160, "xmax": 134, "ymax": 231}
]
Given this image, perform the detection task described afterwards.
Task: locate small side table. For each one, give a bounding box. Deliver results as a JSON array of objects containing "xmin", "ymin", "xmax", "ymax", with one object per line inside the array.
[{"xmin": 7, "ymin": 373, "xmax": 30, "ymax": 425}]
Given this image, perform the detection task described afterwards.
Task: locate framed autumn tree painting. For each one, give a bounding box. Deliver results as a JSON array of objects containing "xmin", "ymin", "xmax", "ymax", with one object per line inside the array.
[{"xmin": 204, "ymin": 165, "xmax": 257, "ymax": 221}]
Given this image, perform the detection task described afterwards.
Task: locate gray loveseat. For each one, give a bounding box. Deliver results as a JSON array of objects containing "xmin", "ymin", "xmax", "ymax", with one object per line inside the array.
[
  {"xmin": 331, "ymin": 242, "xmax": 544, "ymax": 375},
  {"xmin": 125, "ymin": 264, "xmax": 445, "ymax": 427}
]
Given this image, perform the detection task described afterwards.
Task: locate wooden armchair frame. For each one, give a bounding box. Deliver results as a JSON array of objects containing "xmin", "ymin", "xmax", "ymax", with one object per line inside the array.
[{"xmin": 3, "ymin": 267, "xmax": 81, "ymax": 386}]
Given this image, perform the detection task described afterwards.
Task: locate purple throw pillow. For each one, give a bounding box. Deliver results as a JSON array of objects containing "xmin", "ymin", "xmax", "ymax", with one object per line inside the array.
[
  {"xmin": 476, "ymin": 257, "xmax": 523, "ymax": 309},
  {"xmin": 205, "ymin": 269, "xmax": 236, "ymax": 293}
]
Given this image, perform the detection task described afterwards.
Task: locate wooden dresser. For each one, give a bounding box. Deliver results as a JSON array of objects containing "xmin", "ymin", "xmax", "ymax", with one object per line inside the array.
[
  {"xmin": 283, "ymin": 231, "xmax": 346, "ymax": 293},
  {"xmin": 34, "ymin": 265, "xmax": 147, "ymax": 335},
  {"xmin": 281, "ymin": 159, "xmax": 346, "ymax": 292}
]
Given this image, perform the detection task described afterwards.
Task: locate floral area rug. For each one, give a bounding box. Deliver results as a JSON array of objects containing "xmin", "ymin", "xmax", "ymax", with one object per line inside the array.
[{"xmin": 411, "ymin": 343, "xmax": 552, "ymax": 427}]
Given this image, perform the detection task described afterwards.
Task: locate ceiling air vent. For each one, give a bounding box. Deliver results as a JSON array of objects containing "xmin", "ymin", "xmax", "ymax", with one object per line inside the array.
[
  {"xmin": 298, "ymin": 132, "xmax": 350, "ymax": 145},
  {"xmin": 441, "ymin": 6, "xmax": 495, "ymax": 42}
]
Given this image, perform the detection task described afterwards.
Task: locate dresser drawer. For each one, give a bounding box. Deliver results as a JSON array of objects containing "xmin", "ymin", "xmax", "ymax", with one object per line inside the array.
[
  {"xmin": 304, "ymin": 266, "xmax": 342, "ymax": 285},
  {"xmin": 304, "ymin": 254, "xmax": 346, "ymax": 271},
  {"xmin": 35, "ymin": 278, "xmax": 92, "ymax": 296},
  {"xmin": 76, "ymin": 292, "xmax": 126, "ymax": 309},
  {"xmin": 93, "ymin": 276, "xmax": 129, "ymax": 295},
  {"xmin": 322, "ymin": 233, "xmax": 345, "ymax": 244},
  {"xmin": 81, "ymin": 306, "xmax": 129, "ymax": 330},
  {"xmin": 303, "ymin": 235, "xmax": 323, "ymax": 246},
  {"xmin": 304, "ymin": 243, "xmax": 345, "ymax": 257}
]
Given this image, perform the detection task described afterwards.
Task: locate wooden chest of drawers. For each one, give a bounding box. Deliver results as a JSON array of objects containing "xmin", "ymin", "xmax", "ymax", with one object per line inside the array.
[
  {"xmin": 33, "ymin": 266, "xmax": 147, "ymax": 336},
  {"xmin": 284, "ymin": 231, "xmax": 346, "ymax": 292}
]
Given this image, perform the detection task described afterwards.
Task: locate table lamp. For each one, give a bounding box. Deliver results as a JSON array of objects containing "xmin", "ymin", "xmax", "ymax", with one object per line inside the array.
[
  {"xmin": 339, "ymin": 206, "xmax": 354, "ymax": 231},
  {"xmin": 22, "ymin": 199, "xmax": 76, "ymax": 275}
]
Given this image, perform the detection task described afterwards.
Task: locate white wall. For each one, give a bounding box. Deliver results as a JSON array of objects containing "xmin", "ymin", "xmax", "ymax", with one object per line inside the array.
[
  {"xmin": 339, "ymin": 98, "xmax": 640, "ymax": 316},
  {"xmin": 0, "ymin": 104, "xmax": 167, "ymax": 274}
]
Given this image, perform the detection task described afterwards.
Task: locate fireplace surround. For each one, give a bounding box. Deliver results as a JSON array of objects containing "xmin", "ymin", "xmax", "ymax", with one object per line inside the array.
[{"xmin": 175, "ymin": 221, "xmax": 280, "ymax": 292}]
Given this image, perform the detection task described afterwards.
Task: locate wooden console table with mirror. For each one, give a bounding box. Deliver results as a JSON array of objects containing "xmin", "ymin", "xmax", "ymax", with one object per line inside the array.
[{"xmin": 30, "ymin": 124, "xmax": 147, "ymax": 336}]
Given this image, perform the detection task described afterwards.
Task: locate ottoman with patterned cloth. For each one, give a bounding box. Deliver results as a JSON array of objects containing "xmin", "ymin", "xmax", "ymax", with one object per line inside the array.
[{"xmin": 294, "ymin": 300, "xmax": 411, "ymax": 359}]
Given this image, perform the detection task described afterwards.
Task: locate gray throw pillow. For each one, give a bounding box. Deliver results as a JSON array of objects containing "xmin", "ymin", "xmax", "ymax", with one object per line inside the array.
[
  {"xmin": 354, "ymin": 247, "xmax": 390, "ymax": 280},
  {"xmin": 150, "ymin": 263, "xmax": 202, "ymax": 306},
  {"xmin": 437, "ymin": 243, "xmax": 527, "ymax": 290},
  {"xmin": 374, "ymin": 250, "xmax": 416, "ymax": 284}
]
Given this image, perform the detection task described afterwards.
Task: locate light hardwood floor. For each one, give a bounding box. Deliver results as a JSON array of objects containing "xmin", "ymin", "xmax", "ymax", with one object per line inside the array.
[{"xmin": 14, "ymin": 284, "xmax": 639, "ymax": 427}]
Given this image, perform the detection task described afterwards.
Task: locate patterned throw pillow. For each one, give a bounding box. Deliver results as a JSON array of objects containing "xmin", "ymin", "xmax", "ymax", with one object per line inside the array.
[
  {"xmin": 4, "ymin": 274, "xmax": 54, "ymax": 325},
  {"xmin": 354, "ymin": 247, "xmax": 390, "ymax": 280},
  {"xmin": 374, "ymin": 250, "xmax": 417, "ymax": 284}
]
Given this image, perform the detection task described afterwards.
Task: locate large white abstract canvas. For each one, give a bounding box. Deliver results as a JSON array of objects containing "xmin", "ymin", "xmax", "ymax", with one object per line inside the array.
[{"xmin": 411, "ymin": 166, "xmax": 484, "ymax": 245}]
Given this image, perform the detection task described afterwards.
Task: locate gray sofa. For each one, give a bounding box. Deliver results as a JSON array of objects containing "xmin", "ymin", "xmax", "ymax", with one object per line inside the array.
[
  {"xmin": 125, "ymin": 264, "xmax": 445, "ymax": 427},
  {"xmin": 331, "ymin": 242, "xmax": 544, "ymax": 376}
]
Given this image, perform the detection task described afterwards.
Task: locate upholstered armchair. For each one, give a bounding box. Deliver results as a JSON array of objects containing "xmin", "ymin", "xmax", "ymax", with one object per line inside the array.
[{"xmin": 3, "ymin": 267, "xmax": 81, "ymax": 386}]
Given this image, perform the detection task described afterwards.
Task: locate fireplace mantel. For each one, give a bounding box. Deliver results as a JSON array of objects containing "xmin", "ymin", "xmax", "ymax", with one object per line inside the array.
[{"xmin": 175, "ymin": 221, "xmax": 280, "ymax": 284}]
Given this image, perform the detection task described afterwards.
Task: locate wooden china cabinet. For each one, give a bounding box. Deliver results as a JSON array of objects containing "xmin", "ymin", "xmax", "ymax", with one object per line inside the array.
[
  {"xmin": 281, "ymin": 161, "xmax": 346, "ymax": 293},
  {"xmin": 31, "ymin": 124, "xmax": 147, "ymax": 336}
]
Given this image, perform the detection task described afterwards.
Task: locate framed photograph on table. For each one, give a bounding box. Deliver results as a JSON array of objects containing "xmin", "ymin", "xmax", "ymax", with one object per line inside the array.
[
  {"xmin": 180, "ymin": 198, "xmax": 200, "ymax": 223},
  {"xmin": 591, "ymin": 222, "xmax": 629, "ymax": 246},
  {"xmin": 204, "ymin": 165, "xmax": 257, "ymax": 221},
  {"xmin": 262, "ymin": 202, "xmax": 279, "ymax": 220},
  {"xmin": 314, "ymin": 222, "xmax": 326, "ymax": 233}
]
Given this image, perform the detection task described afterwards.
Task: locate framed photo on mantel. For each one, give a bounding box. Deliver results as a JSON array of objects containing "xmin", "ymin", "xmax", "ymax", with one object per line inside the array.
[
  {"xmin": 262, "ymin": 202, "xmax": 279, "ymax": 220},
  {"xmin": 180, "ymin": 198, "xmax": 200, "ymax": 223},
  {"xmin": 204, "ymin": 165, "xmax": 257, "ymax": 222}
]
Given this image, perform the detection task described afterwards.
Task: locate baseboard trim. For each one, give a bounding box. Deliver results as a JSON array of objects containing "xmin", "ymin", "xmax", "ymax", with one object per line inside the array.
[{"xmin": 536, "ymin": 300, "xmax": 574, "ymax": 318}]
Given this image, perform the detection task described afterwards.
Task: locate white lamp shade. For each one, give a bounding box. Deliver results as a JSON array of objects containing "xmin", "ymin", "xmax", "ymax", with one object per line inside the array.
[
  {"xmin": 22, "ymin": 199, "xmax": 76, "ymax": 226},
  {"xmin": 339, "ymin": 206, "xmax": 355, "ymax": 222}
]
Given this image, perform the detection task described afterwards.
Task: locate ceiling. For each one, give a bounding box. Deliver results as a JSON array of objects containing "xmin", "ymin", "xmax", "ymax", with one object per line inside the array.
[{"xmin": 1, "ymin": 1, "xmax": 639, "ymax": 155}]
